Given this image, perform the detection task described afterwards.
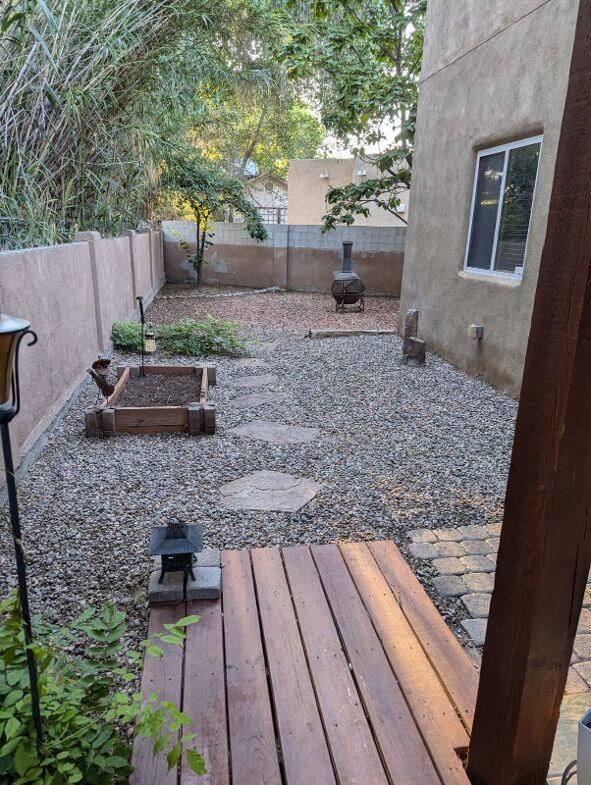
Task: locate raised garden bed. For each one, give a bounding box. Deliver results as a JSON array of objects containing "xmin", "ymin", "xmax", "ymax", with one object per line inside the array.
[{"xmin": 85, "ymin": 365, "xmax": 216, "ymax": 437}]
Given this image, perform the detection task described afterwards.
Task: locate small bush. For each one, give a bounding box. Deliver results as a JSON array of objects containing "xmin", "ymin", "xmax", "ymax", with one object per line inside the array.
[
  {"xmin": 0, "ymin": 592, "xmax": 205, "ymax": 784},
  {"xmin": 112, "ymin": 316, "xmax": 246, "ymax": 356}
]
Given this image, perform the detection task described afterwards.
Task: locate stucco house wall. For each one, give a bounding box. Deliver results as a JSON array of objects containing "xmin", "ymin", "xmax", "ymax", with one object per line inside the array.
[
  {"xmin": 399, "ymin": 0, "xmax": 577, "ymax": 396},
  {"xmin": 244, "ymin": 174, "xmax": 287, "ymax": 221},
  {"xmin": 288, "ymin": 158, "xmax": 409, "ymax": 228}
]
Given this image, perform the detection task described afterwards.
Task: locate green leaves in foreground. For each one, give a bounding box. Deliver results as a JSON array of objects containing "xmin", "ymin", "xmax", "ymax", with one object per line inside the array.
[
  {"xmin": 112, "ymin": 316, "xmax": 247, "ymax": 357},
  {"xmin": 0, "ymin": 592, "xmax": 205, "ymax": 784}
]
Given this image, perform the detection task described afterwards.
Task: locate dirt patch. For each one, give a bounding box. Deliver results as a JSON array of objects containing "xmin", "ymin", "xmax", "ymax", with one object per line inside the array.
[
  {"xmin": 147, "ymin": 290, "xmax": 399, "ymax": 334},
  {"xmin": 116, "ymin": 373, "xmax": 199, "ymax": 407}
]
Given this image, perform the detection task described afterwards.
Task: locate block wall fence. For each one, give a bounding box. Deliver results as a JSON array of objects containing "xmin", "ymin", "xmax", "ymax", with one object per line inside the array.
[
  {"xmin": 162, "ymin": 222, "xmax": 406, "ymax": 296},
  {"xmin": 0, "ymin": 228, "xmax": 164, "ymax": 469}
]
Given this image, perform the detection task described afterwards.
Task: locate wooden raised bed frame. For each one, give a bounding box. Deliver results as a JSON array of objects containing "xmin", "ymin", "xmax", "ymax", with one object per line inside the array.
[{"xmin": 85, "ymin": 365, "xmax": 216, "ymax": 437}]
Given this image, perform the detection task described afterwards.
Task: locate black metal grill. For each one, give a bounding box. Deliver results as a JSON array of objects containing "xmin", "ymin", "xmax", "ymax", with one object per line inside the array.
[{"xmin": 331, "ymin": 241, "xmax": 366, "ymax": 312}]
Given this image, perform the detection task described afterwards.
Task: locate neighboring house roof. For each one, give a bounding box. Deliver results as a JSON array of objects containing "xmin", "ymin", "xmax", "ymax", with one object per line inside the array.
[{"xmin": 245, "ymin": 173, "xmax": 287, "ymax": 189}]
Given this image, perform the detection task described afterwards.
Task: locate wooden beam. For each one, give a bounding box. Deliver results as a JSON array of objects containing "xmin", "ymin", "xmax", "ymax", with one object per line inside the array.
[{"xmin": 467, "ymin": 3, "xmax": 591, "ymax": 783}]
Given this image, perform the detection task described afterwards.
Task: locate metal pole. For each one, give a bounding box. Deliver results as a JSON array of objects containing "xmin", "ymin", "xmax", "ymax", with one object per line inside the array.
[
  {"xmin": 137, "ymin": 296, "xmax": 145, "ymax": 377},
  {"xmin": 1, "ymin": 421, "xmax": 43, "ymax": 745}
]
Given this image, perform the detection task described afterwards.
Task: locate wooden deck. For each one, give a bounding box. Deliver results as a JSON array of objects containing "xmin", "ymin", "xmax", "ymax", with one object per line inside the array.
[{"xmin": 131, "ymin": 541, "xmax": 479, "ymax": 785}]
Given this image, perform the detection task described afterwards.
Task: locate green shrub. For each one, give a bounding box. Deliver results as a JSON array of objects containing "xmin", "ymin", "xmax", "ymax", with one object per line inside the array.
[
  {"xmin": 112, "ymin": 317, "xmax": 246, "ymax": 356},
  {"xmin": 0, "ymin": 592, "xmax": 205, "ymax": 784}
]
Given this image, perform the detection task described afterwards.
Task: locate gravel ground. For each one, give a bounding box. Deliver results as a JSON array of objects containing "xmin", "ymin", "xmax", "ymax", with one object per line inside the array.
[
  {"xmin": 0, "ymin": 290, "xmax": 516, "ymax": 661},
  {"xmin": 149, "ymin": 288, "xmax": 400, "ymax": 333}
]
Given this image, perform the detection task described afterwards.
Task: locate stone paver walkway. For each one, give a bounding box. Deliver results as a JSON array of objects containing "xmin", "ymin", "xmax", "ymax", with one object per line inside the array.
[
  {"xmin": 408, "ymin": 523, "xmax": 591, "ymax": 696},
  {"xmin": 233, "ymin": 373, "xmax": 279, "ymax": 390},
  {"xmin": 231, "ymin": 391, "xmax": 290, "ymax": 409}
]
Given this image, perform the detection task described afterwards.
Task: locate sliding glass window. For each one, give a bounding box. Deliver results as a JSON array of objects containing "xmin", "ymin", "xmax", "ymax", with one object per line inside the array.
[{"xmin": 465, "ymin": 136, "xmax": 542, "ymax": 277}]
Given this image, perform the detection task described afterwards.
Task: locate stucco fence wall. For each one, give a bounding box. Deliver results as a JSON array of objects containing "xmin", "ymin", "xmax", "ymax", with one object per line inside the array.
[
  {"xmin": 162, "ymin": 222, "xmax": 406, "ymax": 296},
  {"xmin": 0, "ymin": 227, "xmax": 165, "ymax": 470}
]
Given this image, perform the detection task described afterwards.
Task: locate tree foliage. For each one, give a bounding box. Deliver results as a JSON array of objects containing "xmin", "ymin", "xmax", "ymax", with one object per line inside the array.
[
  {"xmin": 278, "ymin": 0, "xmax": 426, "ymax": 228},
  {"xmin": 0, "ymin": 0, "xmax": 286, "ymax": 248},
  {"xmin": 198, "ymin": 90, "xmax": 325, "ymax": 180},
  {"xmin": 163, "ymin": 150, "xmax": 267, "ymax": 282}
]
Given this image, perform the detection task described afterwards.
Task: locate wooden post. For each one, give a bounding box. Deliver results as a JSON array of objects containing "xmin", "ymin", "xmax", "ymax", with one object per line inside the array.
[{"xmin": 467, "ymin": 3, "xmax": 591, "ymax": 783}]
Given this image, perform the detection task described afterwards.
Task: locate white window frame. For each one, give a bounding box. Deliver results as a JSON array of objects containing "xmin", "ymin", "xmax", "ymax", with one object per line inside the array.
[{"xmin": 463, "ymin": 135, "xmax": 544, "ymax": 280}]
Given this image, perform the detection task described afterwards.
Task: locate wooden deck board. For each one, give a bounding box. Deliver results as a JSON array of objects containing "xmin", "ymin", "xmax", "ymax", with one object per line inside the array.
[
  {"xmin": 222, "ymin": 549, "xmax": 282, "ymax": 785},
  {"xmin": 341, "ymin": 542, "xmax": 471, "ymax": 785},
  {"xmin": 369, "ymin": 540, "xmax": 478, "ymax": 730},
  {"xmin": 283, "ymin": 545, "xmax": 390, "ymax": 785},
  {"xmin": 130, "ymin": 603, "xmax": 186, "ymax": 785},
  {"xmin": 133, "ymin": 541, "xmax": 475, "ymax": 785},
  {"xmin": 252, "ymin": 548, "xmax": 337, "ymax": 785},
  {"xmin": 312, "ymin": 543, "xmax": 442, "ymax": 785},
  {"xmin": 181, "ymin": 597, "xmax": 229, "ymax": 785}
]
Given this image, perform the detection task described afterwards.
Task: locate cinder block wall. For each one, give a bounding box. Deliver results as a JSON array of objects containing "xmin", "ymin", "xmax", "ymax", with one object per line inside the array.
[
  {"xmin": 0, "ymin": 228, "xmax": 165, "ymax": 467},
  {"xmin": 162, "ymin": 221, "xmax": 406, "ymax": 296}
]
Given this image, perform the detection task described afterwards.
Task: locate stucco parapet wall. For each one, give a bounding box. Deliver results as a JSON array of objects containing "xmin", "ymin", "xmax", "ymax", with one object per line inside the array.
[
  {"xmin": 0, "ymin": 240, "xmax": 90, "ymax": 261},
  {"xmin": 421, "ymin": 0, "xmax": 558, "ymax": 82}
]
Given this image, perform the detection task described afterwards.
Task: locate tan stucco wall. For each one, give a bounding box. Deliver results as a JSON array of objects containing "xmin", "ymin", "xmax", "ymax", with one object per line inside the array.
[
  {"xmin": 287, "ymin": 158, "xmax": 409, "ymax": 227},
  {"xmin": 399, "ymin": 0, "xmax": 577, "ymax": 397},
  {"xmin": 0, "ymin": 228, "xmax": 164, "ymax": 468}
]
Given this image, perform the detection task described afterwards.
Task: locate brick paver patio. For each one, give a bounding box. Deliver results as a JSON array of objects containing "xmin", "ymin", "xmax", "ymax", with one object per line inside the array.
[{"xmin": 408, "ymin": 524, "xmax": 591, "ymax": 696}]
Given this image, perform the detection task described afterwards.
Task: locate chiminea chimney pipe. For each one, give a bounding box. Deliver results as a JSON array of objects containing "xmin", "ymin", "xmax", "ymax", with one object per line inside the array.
[{"xmin": 342, "ymin": 241, "xmax": 353, "ymax": 273}]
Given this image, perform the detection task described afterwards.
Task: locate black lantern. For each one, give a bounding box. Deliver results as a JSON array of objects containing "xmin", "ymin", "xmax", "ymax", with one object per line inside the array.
[
  {"xmin": 149, "ymin": 521, "xmax": 202, "ymax": 583},
  {"xmin": 0, "ymin": 313, "xmax": 43, "ymax": 744},
  {"xmin": 144, "ymin": 325, "xmax": 156, "ymax": 354}
]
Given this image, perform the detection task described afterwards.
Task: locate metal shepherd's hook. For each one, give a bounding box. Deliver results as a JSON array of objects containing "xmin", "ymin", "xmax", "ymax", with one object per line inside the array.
[
  {"xmin": 137, "ymin": 296, "xmax": 145, "ymax": 377},
  {"xmin": 0, "ymin": 322, "xmax": 43, "ymax": 747}
]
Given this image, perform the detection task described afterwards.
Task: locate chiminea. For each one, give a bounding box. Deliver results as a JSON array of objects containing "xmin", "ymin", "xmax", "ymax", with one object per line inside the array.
[
  {"xmin": 149, "ymin": 520, "xmax": 203, "ymax": 583},
  {"xmin": 331, "ymin": 241, "xmax": 366, "ymax": 312}
]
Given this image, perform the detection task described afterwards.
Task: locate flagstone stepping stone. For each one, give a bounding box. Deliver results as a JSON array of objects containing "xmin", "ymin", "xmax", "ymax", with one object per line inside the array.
[
  {"xmin": 246, "ymin": 341, "xmax": 277, "ymax": 354},
  {"xmin": 231, "ymin": 391, "xmax": 290, "ymax": 409},
  {"xmin": 229, "ymin": 420, "xmax": 320, "ymax": 445},
  {"xmin": 233, "ymin": 358, "xmax": 269, "ymax": 369},
  {"xmin": 219, "ymin": 470, "xmax": 321, "ymax": 512},
  {"xmin": 234, "ymin": 374, "xmax": 279, "ymax": 390}
]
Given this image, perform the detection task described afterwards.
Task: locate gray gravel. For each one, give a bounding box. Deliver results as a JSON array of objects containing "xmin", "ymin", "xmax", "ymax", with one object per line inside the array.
[{"xmin": 0, "ymin": 315, "xmax": 517, "ymax": 658}]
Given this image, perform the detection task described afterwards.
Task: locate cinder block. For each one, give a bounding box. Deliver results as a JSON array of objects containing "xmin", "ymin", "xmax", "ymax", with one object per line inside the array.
[
  {"xmin": 185, "ymin": 566, "xmax": 221, "ymax": 600},
  {"xmin": 196, "ymin": 548, "xmax": 220, "ymax": 567},
  {"xmin": 148, "ymin": 570, "xmax": 184, "ymax": 604}
]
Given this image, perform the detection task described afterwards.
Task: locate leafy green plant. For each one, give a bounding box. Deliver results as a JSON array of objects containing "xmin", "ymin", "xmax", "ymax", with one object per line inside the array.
[
  {"xmin": 112, "ymin": 317, "xmax": 246, "ymax": 356},
  {"xmin": 0, "ymin": 0, "xmax": 288, "ymax": 248},
  {"xmin": 0, "ymin": 591, "xmax": 205, "ymax": 784},
  {"xmin": 277, "ymin": 0, "xmax": 425, "ymax": 229}
]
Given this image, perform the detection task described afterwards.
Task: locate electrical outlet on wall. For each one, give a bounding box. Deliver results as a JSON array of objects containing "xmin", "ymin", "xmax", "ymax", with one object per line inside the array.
[{"xmin": 467, "ymin": 324, "xmax": 484, "ymax": 340}]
